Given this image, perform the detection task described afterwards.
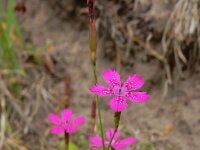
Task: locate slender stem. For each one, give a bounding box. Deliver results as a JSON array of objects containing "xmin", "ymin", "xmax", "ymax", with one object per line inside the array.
[
  {"xmin": 108, "ymin": 112, "xmax": 121, "ymax": 149},
  {"xmin": 88, "ymin": 3, "xmax": 105, "ymax": 147},
  {"xmin": 96, "ymin": 95, "xmax": 105, "ymax": 148},
  {"xmin": 64, "ymin": 132, "xmax": 69, "ymax": 150},
  {"xmin": 91, "ymin": 62, "xmax": 106, "ymax": 150},
  {"xmin": 108, "ymin": 128, "xmax": 117, "ymax": 150},
  {"xmin": 90, "ymin": 96, "xmax": 96, "ymax": 136}
]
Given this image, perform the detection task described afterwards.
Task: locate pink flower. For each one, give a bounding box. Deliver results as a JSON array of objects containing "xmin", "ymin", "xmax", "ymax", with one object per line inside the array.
[
  {"xmin": 48, "ymin": 109, "xmax": 85, "ymax": 134},
  {"xmin": 90, "ymin": 69, "xmax": 150, "ymax": 112},
  {"xmin": 90, "ymin": 128, "xmax": 137, "ymax": 149}
]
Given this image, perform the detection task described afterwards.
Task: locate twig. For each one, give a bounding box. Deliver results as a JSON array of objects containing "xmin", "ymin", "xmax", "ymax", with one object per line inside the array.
[
  {"xmin": 0, "ymin": 76, "xmax": 24, "ymax": 119},
  {"xmin": 0, "ymin": 97, "xmax": 6, "ymax": 149},
  {"xmin": 132, "ymin": 35, "xmax": 165, "ymax": 63}
]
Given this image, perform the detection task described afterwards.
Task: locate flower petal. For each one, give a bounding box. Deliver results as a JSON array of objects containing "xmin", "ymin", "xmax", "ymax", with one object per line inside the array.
[
  {"xmin": 125, "ymin": 92, "xmax": 150, "ymax": 103},
  {"xmin": 71, "ymin": 116, "xmax": 85, "ymax": 127},
  {"xmin": 89, "ymin": 136, "xmax": 103, "ymax": 148},
  {"xmin": 90, "ymin": 84, "xmax": 113, "ymax": 96},
  {"xmin": 113, "ymin": 138, "xmax": 137, "ymax": 150},
  {"xmin": 102, "ymin": 69, "xmax": 121, "ymax": 88},
  {"xmin": 50, "ymin": 126, "xmax": 65, "ymax": 134},
  {"xmin": 122, "ymin": 74, "xmax": 144, "ymax": 91},
  {"xmin": 106, "ymin": 128, "xmax": 114, "ymax": 140},
  {"xmin": 109, "ymin": 96, "xmax": 128, "ymax": 112},
  {"xmin": 66, "ymin": 127, "xmax": 78, "ymax": 133},
  {"xmin": 61, "ymin": 109, "xmax": 73, "ymax": 121},
  {"xmin": 106, "ymin": 128, "xmax": 120, "ymax": 141},
  {"xmin": 48, "ymin": 114, "xmax": 61, "ymax": 125}
]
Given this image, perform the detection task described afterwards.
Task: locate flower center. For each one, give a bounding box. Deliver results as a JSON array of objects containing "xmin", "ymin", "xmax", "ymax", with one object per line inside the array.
[
  {"xmin": 61, "ymin": 120, "xmax": 71, "ymax": 129},
  {"xmin": 113, "ymin": 85, "xmax": 126, "ymax": 96}
]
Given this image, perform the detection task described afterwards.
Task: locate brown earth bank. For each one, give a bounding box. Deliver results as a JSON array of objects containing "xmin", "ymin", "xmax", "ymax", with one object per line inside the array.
[{"xmin": 3, "ymin": 0, "xmax": 200, "ymax": 149}]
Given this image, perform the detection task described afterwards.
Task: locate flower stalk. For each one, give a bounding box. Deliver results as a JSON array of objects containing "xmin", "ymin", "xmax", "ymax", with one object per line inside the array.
[
  {"xmin": 64, "ymin": 132, "xmax": 69, "ymax": 150},
  {"xmin": 90, "ymin": 96, "xmax": 96, "ymax": 135},
  {"xmin": 108, "ymin": 112, "xmax": 121, "ymax": 150},
  {"xmin": 88, "ymin": 0, "xmax": 105, "ymax": 149}
]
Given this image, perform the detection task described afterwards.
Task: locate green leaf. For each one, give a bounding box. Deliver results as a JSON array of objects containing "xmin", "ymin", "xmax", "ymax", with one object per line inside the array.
[
  {"xmin": 59, "ymin": 142, "xmax": 80, "ymax": 150},
  {"xmin": 69, "ymin": 142, "xmax": 80, "ymax": 150},
  {"xmin": 0, "ymin": 0, "xmax": 23, "ymax": 70}
]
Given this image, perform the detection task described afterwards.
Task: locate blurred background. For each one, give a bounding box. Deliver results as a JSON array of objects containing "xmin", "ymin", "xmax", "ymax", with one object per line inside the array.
[{"xmin": 0, "ymin": 0, "xmax": 200, "ymax": 149}]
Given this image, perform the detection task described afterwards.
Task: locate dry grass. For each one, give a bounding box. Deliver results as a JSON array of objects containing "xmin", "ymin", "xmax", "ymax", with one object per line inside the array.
[
  {"xmin": 96, "ymin": 0, "xmax": 200, "ymax": 97},
  {"xmin": 162, "ymin": 0, "xmax": 200, "ymax": 78}
]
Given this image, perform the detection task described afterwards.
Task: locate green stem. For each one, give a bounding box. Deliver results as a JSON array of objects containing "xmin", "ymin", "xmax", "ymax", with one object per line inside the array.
[
  {"xmin": 96, "ymin": 95, "xmax": 105, "ymax": 149},
  {"xmin": 108, "ymin": 129, "xmax": 117, "ymax": 150},
  {"xmin": 108, "ymin": 112, "xmax": 121, "ymax": 149},
  {"xmin": 88, "ymin": 10, "xmax": 105, "ymax": 149},
  {"xmin": 91, "ymin": 62, "xmax": 106, "ymax": 150}
]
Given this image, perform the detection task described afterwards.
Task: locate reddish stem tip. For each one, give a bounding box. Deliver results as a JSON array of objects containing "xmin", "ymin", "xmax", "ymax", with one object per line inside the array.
[{"xmin": 87, "ymin": 0, "xmax": 94, "ymax": 21}]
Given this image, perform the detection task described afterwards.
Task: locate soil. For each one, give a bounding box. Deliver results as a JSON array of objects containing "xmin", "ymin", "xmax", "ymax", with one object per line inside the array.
[{"xmin": 10, "ymin": 0, "xmax": 200, "ymax": 150}]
